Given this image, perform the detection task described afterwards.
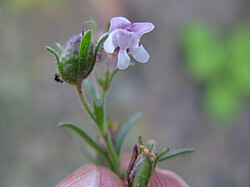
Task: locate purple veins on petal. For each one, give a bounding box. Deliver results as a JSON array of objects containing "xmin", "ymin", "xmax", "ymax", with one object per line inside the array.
[
  {"xmin": 109, "ymin": 16, "xmax": 131, "ymax": 32},
  {"xmin": 129, "ymin": 22, "xmax": 155, "ymax": 37}
]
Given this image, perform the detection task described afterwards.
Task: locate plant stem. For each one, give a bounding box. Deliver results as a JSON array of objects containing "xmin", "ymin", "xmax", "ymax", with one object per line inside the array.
[
  {"xmin": 101, "ymin": 89, "xmax": 107, "ymax": 98},
  {"xmin": 75, "ymin": 83, "xmax": 120, "ymax": 174},
  {"xmin": 103, "ymin": 133, "xmax": 120, "ymax": 173},
  {"xmin": 75, "ymin": 84, "xmax": 95, "ymax": 122}
]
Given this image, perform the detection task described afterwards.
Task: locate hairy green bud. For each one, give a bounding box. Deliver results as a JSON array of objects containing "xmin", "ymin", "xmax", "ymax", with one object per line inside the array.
[
  {"xmin": 59, "ymin": 34, "xmax": 81, "ymax": 84},
  {"xmin": 47, "ymin": 31, "xmax": 94, "ymax": 85}
]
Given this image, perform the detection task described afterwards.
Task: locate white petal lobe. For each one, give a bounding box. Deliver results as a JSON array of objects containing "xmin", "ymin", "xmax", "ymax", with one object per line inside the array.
[
  {"xmin": 104, "ymin": 35, "xmax": 115, "ymax": 53},
  {"xmin": 117, "ymin": 50, "xmax": 130, "ymax": 70},
  {"xmin": 131, "ymin": 22, "xmax": 155, "ymax": 37},
  {"xmin": 131, "ymin": 45, "xmax": 150, "ymax": 63}
]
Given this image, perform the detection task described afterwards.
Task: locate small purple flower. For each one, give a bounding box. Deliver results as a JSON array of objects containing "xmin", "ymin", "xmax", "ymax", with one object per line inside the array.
[{"xmin": 104, "ymin": 17, "xmax": 155, "ymax": 70}]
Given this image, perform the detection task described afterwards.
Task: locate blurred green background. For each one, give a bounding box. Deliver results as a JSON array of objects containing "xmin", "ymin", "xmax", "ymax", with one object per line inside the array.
[{"xmin": 0, "ymin": 0, "xmax": 250, "ymax": 186}]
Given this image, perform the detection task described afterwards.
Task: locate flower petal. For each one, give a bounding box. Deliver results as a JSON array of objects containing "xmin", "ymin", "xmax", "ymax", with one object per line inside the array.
[
  {"xmin": 104, "ymin": 34, "xmax": 116, "ymax": 53},
  {"xmin": 112, "ymin": 29, "xmax": 138, "ymax": 50},
  {"xmin": 117, "ymin": 50, "xmax": 130, "ymax": 70},
  {"xmin": 109, "ymin": 17, "xmax": 131, "ymax": 33},
  {"xmin": 131, "ymin": 45, "xmax": 150, "ymax": 63},
  {"xmin": 130, "ymin": 22, "xmax": 155, "ymax": 37}
]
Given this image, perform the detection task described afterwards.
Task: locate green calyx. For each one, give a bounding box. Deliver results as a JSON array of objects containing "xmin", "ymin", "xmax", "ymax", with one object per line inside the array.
[
  {"xmin": 132, "ymin": 156, "xmax": 153, "ymax": 187},
  {"xmin": 46, "ymin": 31, "xmax": 94, "ymax": 85}
]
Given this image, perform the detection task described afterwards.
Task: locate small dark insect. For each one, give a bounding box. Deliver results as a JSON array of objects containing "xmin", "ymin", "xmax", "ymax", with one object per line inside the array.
[{"xmin": 54, "ymin": 73, "xmax": 63, "ymax": 83}]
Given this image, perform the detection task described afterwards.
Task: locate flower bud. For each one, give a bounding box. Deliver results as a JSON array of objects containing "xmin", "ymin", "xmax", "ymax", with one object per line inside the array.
[
  {"xmin": 47, "ymin": 31, "xmax": 94, "ymax": 85},
  {"xmin": 59, "ymin": 34, "xmax": 82, "ymax": 84}
]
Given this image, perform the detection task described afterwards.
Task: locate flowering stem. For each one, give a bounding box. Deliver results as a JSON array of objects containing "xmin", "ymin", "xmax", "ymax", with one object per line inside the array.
[
  {"xmin": 75, "ymin": 83, "xmax": 120, "ymax": 174},
  {"xmin": 75, "ymin": 33, "xmax": 120, "ymax": 174},
  {"xmin": 96, "ymin": 99, "xmax": 119, "ymax": 174}
]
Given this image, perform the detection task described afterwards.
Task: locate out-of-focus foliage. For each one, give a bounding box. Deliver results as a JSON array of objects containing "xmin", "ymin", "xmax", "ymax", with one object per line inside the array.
[
  {"xmin": 181, "ymin": 24, "xmax": 250, "ymax": 121},
  {"xmin": 0, "ymin": 0, "xmax": 61, "ymax": 12}
]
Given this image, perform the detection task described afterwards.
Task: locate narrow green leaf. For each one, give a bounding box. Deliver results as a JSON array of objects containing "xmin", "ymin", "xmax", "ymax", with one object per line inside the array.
[
  {"xmin": 78, "ymin": 31, "xmax": 92, "ymax": 73},
  {"xmin": 56, "ymin": 43, "xmax": 64, "ymax": 54},
  {"xmin": 59, "ymin": 123, "xmax": 113, "ymax": 168},
  {"xmin": 83, "ymin": 79, "xmax": 97, "ymax": 98},
  {"xmin": 154, "ymin": 148, "xmax": 170, "ymax": 169},
  {"xmin": 82, "ymin": 33, "xmax": 108, "ymax": 82},
  {"xmin": 59, "ymin": 123, "xmax": 103, "ymax": 154},
  {"xmin": 159, "ymin": 148, "xmax": 195, "ymax": 162},
  {"xmin": 132, "ymin": 156, "xmax": 153, "ymax": 187},
  {"xmin": 94, "ymin": 33, "xmax": 108, "ymax": 64},
  {"xmin": 156, "ymin": 148, "xmax": 170, "ymax": 162},
  {"xmin": 46, "ymin": 46, "xmax": 60, "ymax": 64},
  {"xmin": 115, "ymin": 113, "xmax": 142, "ymax": 155},
  {"xmin": 71, "ymin": 130, "xmax": 100, "ymax": 164},
  {"xmin": 93, "ymin": 98, "xmax": 104, "ymax": 134},
  {"xmin": 46, "ymin": 46, "xmax": 64, "ymax": 76}
]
